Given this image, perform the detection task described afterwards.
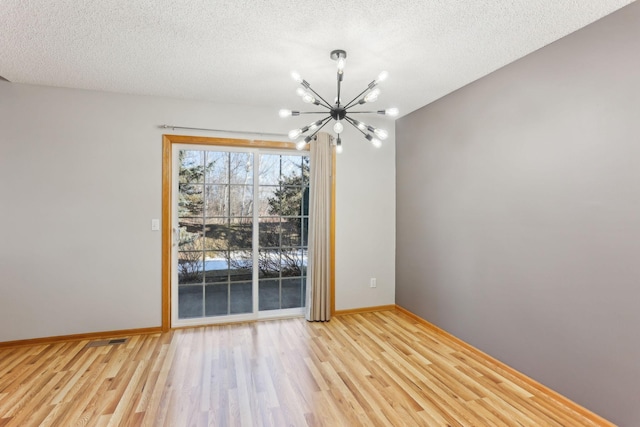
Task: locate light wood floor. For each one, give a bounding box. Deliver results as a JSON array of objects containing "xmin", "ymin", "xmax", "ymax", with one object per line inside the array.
[{"xmin": 0, "ymin": 310, "xmax": 612, "ymax": 426}]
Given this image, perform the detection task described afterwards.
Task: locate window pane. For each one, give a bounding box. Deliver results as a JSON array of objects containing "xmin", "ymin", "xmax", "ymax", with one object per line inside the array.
[
  {"xmin": 281, "ymin": 249, "xmax": 303, "ymax": 277},
  {"xmin": 229, "ymin": 218, "xmax": 252, "ymax": 249},
  {"xmin": 205, "ymin": 151, "xmax": 229, "ymax": 184},
  {"xmin": 229, "ymin": 250, "xmax": 252, "ymax": 282},
  {"xmin": 178, "ymin": 219, "xmax": 204, "ymax": 251},
  {"xmin": 179, "ymin": 184, "xmax": 204, "ymax": 218},
  {"xmin": 204, "ymin": 184, "xmax": 228, "ymax": 217},
  {"xmin": 258, "ymin": 249, "xmax": 280, "ymax": 278},
  {"xmin": 259, "ymin": 219, "xmax": 280, "ymax": 248},
  {"xmin": 179, "ymin": 150, "xmax": 205, "ymax": 184},
  {"xmin": 229, "ymin": 152, "xmax": 253, "ymax": 185},
  {"xmin": 259, "ymin": 154, "xmax": 280, "ymax": 185},
  {"xmin": 258, "ymin": 186, "xmax": 279, "ymax": 217},
  {"xmin": 301, "ymin": 157, "xmax": 310, "ymax": 186},
  {"xmin": 282, "ymin": 278, "xmax": 303, "ymax": 309},
  {"xmin": 178, "ymin": 285, "xmax": 203, "ymax": 318},
  {"xmin": 281, "ymin": 155, "xmax": 302, "ymax": 179},
  {"xmin": 203, "ymin": 218, "xmax": 228, "ymax": 251},
  {"xmin": 302, "ymin": 218, "xmax": 309, "ymax": 246},
  {"xmin": 204, "ymin": 251, "xmax": 228, "ymax": 283},
  {"xmin": 230, "ymin": 282, "xmax": 252, "ymax": 314},
  {"xmin": 205, "ymin": 284, "xmax": 228, "ymax": 316},
  {"xmin": 230, "ymin": 185, "xmax": 253, "ymax": 217},
  {"xmin": 302, "ymin": 250, "xmax": 308, "ymax": 276},
  {"xmin": 259, "ymin": 279, "xmax": 279, "ymax": 311},
  {"xmin": 278, "ymin": 186, "xmax": 303, "ymax": 217},
  {"xmin": 281, "ymin": 217, "xmax": 302, "ymax": 247},
  {"xmin": 302, "ymin": 186, "xmax": 310, "ymax": 216},
  {"xmin": 178, "ymin": 251, "xmax": 203, "ymax": 284}
]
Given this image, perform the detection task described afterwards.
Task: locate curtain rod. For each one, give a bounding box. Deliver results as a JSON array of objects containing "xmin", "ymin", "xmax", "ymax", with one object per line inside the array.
[{"xmin": 159, "ymin": 124, "xmax": 287, "ymax": 138}]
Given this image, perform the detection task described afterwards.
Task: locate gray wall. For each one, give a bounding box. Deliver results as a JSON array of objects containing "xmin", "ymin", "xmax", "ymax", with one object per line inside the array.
[
  {"xmin": 396, "ymin": 3, "xmax": 640, "ymax": 426},
  {"xmin": 0, "ymin": 82, "xmax": 396, "ymax": 342}
]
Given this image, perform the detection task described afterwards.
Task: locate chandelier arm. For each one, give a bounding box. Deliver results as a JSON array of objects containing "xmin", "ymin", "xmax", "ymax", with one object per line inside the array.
[
  {"xmin": 304, "ymin": 116, "xmax": 333, "ymax": 140},
  {"xmin": 295, "ymin": 111, "xmax": 331, "ymax": 114},
  {"xmin": 343, "ymin": 85, "xmax": 375, "ymax": 109},
  {"xmin": 344, "ymin": 116, "xmax": 370, "ymax": 138},
  {"xmin": 337, "ymin": 72, "xmax": 342, "ymax": 107},
  {"xmin": 303, "ymin": 85, "xmax": 333, "ymax": 109},
  {"xmin": 344, "ymin": 110, "xmax": 382, "ymax": 114}
]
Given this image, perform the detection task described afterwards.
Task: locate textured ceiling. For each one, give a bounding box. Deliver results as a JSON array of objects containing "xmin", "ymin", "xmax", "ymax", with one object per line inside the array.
[{"xmin": 0, "ymin": 1, "xmax": 635, "ymax": 117}]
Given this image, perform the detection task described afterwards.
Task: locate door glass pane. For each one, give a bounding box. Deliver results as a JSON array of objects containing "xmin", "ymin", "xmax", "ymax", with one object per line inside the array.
[
  {"xmin": 259, "ymin": 219, "xmax": 280, "ymax": 248},
  {"xmin": 176, "ymin": 148, "xmax": 308, "ymax": 321},
  {"xmin": 178, "ymin": 251, "xmax": 203, "ymax": 285},
  {"xmin": 229, "ymin": 250, "xmax": 252, "ymax": 282},
  {"xmin": 204, "ymin": 250, "xmax": 228, "ymax": 283},
  {"xmin": 259, "ymin": 279, "xmax": 279, "ymax": 311},
  {"xmin": 204, "ymin": 218, "xmax": 228, "ymax": 251},
  {"xmin": 230, "ymin": 185, "xmax": 253, "ymax": 217},
  {"xmin": 180, "ymin": 151, "xmax": 205, "ymax": 184},
  {"xmin": 229, "ymin": 153, "xmax": 253, "ymax": 184},
  {"xmin": 177, "ymin": 149, "xmax": 254, "ymax": 320},
  {"xmin": 205, "ymin": 151, "xmax": 229, "ymax": 184},
  {"xmin": 204, "ymin": 185, "xmax": 228, "ymax": 217},
  {"xmin": 258, "ymin": 154, "xmax": 309, "ymax": 311},
  {"xmin": 258, "ymin": 186, "xmax": 279, "ymax": 216},
  {"xmin": 178, "ymin": 286, "xmax": 203, "ymax": 318},
  {"xmin": 258, "ymin": 249, "xmax": 280, "ymax": 279},
  {"xmin": 229, "ymin": 218, "xmax": 252, "ymax": 249},
  {"xmin": 179, "ymin": 184, "xmax": 204, "ymax": 218},
  {"xmin": 282, "ymin": 278, "xmax": 303, "ymax": 309},
  {"xmin": 230, "ymin": 282, "xmax": 252, "ymax": 314},
  {"xmin": 205, "ymin": 284, "xmax": 228, "ymax": 316}
]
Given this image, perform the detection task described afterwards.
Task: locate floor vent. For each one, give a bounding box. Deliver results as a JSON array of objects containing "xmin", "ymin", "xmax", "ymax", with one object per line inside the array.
[{"xmin": 85, "ymin": 338, "xmax": 129, "ymax": 348}]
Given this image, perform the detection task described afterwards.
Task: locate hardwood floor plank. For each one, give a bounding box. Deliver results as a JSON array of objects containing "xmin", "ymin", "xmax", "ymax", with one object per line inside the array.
[{"xmin": 0, "ymin": 310, "xmax": 614, "ymax": 426}]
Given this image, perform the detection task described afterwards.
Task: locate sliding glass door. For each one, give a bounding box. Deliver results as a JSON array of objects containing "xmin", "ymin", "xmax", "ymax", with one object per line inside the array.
[{"xmin": 172, "ymin": 145, "xmax": 309, "ymax": 326}]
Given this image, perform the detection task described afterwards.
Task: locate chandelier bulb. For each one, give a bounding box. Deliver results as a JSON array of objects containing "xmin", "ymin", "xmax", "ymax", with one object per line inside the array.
[
  {"xmin": 336, "ymin": 137, "xmax": 343, "ymax": 153},
  {"xmin": 356, "ymin": 121, "xmax": 367, "ymax": 131},
  {"xmin": 296, "ymin": 88, "xmax": 306, "ymax": 97},
  {"xmin": 364, "ymin": 88, "xmax": 381, "ymax": 103},
  {"xmin": 279, "ymin": 109, "xmax": 292, "ymax": 118},
  {"xmin": 377, "ymin": 71, "xmax": 388, "ymax": 83},
  {"xmin": 333, "ymin": 121, "xmax": 344, "ymax": 134},
  {"xmin": 374, "ymin": 128, "xmax": 389, "ymax": 140},
  {"xmin": 384, "ymin": 108, "xmax": 399, "ymax": 117},
  {"xmin": 337, "ymin": 57, "xmax": 346, "ymax": 74},
  {"xmin": 296, "ymin": 140, "xmax": 307, "ymax": 150},
  {"xmin": 302, "ymin": 93, "xmax": 316, "ymax": 104},
  {"xmin": 288, "ymin": 128, "xmax": 303, "ymax": 140},
  {"xmin": 365, "ymin": 134, "xmax": 382, "ymax": 148},
  {"xmin": 291, "ymin": 71, "xmax": 303, "ymax": 84}
]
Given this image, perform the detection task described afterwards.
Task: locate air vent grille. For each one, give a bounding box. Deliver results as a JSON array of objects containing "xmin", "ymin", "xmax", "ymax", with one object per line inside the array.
[{"xmin": 85, "ymin": 338, "xmax": 129, "ymax": 348}]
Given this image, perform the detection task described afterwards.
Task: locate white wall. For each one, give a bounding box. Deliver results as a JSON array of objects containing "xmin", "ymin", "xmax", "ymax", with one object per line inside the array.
[
  {"xmin": 0, "ymin": 81, "xmax": 395, "ymax": 341},
  {"xmin": 335, "ymin": 119, "xmax": 396, "ymax": 310}
]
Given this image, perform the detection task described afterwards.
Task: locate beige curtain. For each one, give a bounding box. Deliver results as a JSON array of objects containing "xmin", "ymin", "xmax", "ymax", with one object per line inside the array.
[{"xmin": 305, "ymin": 132, "xmax": 333, "ymax": 322}]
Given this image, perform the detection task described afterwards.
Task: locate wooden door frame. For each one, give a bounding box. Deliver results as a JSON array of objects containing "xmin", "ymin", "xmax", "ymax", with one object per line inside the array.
[{"xmin": 161, "ymin": 134, "xmax": 336, "ymax": 331}]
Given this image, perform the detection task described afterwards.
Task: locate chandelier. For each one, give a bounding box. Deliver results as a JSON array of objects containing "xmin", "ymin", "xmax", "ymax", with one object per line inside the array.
[{"xmin": 279, "ymin": 49, "xmax": 398, "ymax": 153}]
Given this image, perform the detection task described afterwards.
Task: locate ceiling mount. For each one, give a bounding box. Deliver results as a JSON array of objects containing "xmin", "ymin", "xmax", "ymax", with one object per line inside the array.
[
  {"xmin": 279, "ymin": 50, "xmax": 398, "ymax": 153},
  {"xmin": 330, "ymin": 49, "xmax": 347, "ymax": 61}
]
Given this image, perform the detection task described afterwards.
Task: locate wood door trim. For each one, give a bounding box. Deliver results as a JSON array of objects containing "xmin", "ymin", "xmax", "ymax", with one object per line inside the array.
[{"xmin": 161, "ymin": 134, "xmax": 335, "ymax": 330}]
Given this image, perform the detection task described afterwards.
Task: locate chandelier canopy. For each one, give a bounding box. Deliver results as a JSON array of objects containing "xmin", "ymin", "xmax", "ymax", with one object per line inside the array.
[{"xmin": 279, "ymin": 50, "xmax": 398, "ymax": 153}]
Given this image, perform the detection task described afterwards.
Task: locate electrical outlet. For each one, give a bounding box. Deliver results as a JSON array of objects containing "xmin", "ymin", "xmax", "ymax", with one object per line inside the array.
[
  {"xmin": 151, "ymin": 219, "xmax": 160, "ymax": 231},
  {"xmin": 370, "ymin": 278, "xmax": 377, "ymax": 288}
]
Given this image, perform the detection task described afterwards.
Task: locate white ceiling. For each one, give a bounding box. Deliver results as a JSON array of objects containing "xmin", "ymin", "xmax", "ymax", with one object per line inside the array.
[{"xmin": 0, "ymin": 1, "xmax": 634, "ymax": 117}]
